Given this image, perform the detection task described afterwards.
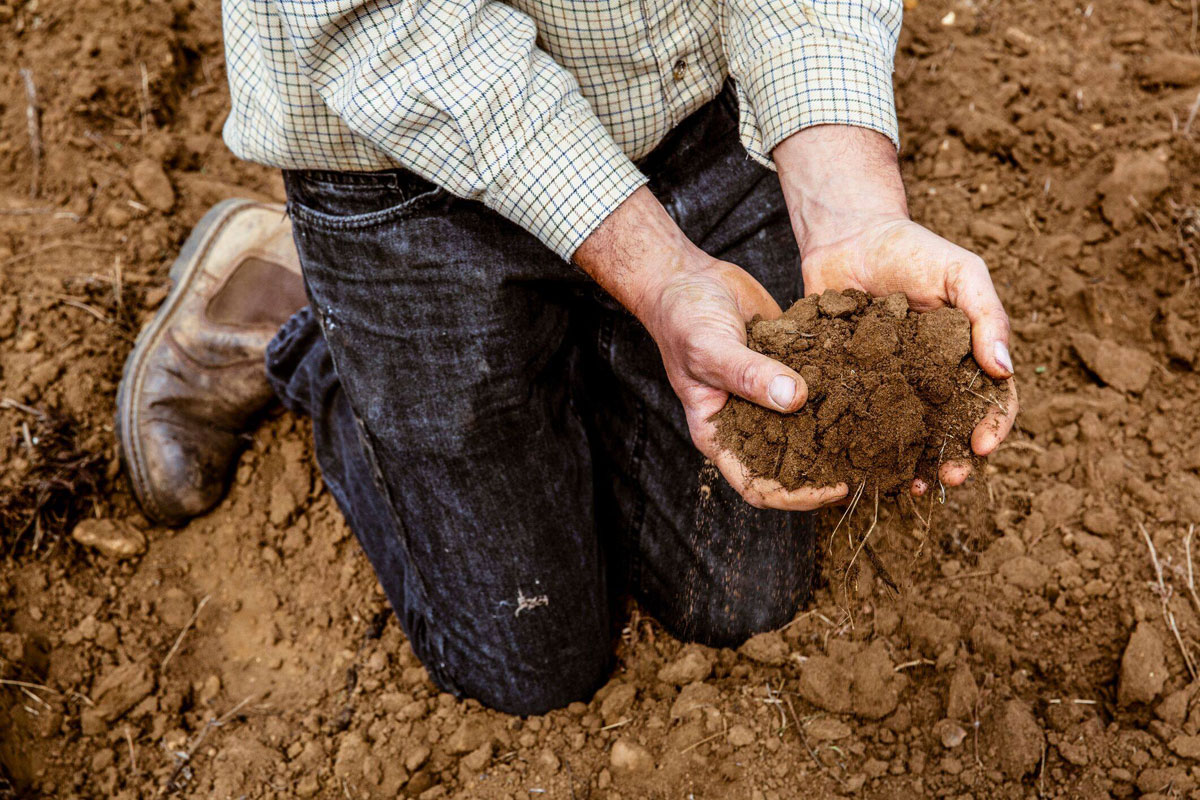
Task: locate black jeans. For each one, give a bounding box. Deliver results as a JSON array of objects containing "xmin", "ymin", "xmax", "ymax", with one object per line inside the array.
[{"xmin": 267, "ymin": 84, "xmax": 816, "ymax": 716}]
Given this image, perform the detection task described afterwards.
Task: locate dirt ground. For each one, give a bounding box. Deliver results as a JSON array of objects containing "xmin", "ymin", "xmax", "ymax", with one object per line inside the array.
[{"xmin": 3, "ymin": 0, "xmax": 1200, "ymax": 797}]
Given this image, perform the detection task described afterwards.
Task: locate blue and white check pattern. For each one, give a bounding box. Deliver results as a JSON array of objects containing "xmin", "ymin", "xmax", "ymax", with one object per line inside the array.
[{"xmin": 222, "ymin": 0, "xmax": 901, "ymax": 260}]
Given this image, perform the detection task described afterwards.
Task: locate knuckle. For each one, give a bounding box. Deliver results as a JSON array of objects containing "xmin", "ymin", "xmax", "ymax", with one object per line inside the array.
[
  {"xmin": 681, "ymin": 336, "xmax": 710, "ymax": 371},
  {"xmin": 733, "ymin": 358, "xmax": 759, "ymax": 399}
]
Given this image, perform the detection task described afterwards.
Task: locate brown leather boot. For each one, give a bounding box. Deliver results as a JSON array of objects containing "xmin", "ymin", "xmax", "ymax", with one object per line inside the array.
[{"xmin": 116, "ymin": 199, "xmax": 308, "ymax": 525}]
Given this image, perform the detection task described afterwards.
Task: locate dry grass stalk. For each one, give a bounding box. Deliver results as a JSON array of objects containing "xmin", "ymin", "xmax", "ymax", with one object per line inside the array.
[
  {"xmin": 1184, "ymin": 524, "xmax": 1200, "ymax": 619},
  {"xmin": 163, "ymin": 695, "xmax": 256, "ymax": 794},
  {"xmin": 160, "ymin": 594, "xmax": 211, "ymax": 674},
  {"xmin": 19, "ymin": 67, "xmax": 41, "ymax": 198},
  {"xmin": 1138, "ymin": 522, "xmax": 1198, "ymax": 680},
  {"xmin": 827, "ymin": 479, "xmax": 866, "ymax": 551}
]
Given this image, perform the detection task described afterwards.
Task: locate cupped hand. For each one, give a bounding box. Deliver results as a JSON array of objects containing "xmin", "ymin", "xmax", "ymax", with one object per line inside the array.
[
  {"xmin": 800, "ymin": 218, "xmax": 1019, "ymax": 493},
  {"xmin": 573, "ymin": 186, "xmax": 848, "ymax": 511},
  {"xmin": 640, "ymin": 255, "xmax": 850, "ymax": 510},
  {"xmin": 775, "ymin": 125, "xmax": 1018, "ymax": 496}
]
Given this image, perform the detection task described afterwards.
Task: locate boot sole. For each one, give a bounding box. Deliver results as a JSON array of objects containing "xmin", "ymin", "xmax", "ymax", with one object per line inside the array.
[{"xmin": 115, "ymin": 198, "xmax": 281, "ymax": 526}]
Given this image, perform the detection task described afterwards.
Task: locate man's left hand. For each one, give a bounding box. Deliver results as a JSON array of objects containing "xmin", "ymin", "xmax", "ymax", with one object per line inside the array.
[{"xmin": 774, "ymin": 125, "xmax": 1019, "ymax": 494}]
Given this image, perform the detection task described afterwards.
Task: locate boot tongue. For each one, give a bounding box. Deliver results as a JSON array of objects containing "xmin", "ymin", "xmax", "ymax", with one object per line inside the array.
[{"xmin": 205, "ymin": 257, "xmax": 308, "ymax": 328}]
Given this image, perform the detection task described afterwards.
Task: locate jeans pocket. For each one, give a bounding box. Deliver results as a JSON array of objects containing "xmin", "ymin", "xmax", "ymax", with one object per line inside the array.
[{"xmin": 284, "ymin": 169, "xmax": 448, "ymax": 232}]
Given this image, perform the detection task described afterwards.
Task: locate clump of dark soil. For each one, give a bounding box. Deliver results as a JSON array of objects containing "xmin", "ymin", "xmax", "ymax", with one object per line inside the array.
[{"xmin": 714, "ymin": 289, "xmax": 1001, "ymax": 493}]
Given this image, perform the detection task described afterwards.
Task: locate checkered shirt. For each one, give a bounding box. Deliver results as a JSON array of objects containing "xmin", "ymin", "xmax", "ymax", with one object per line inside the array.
[{"xmin": 222, "ymin": 0, "xmax": 901, "ymax": 259}]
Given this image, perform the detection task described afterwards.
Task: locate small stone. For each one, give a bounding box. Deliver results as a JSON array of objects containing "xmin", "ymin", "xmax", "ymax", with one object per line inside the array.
[
  {"xmin": 80, "ymin": 708, "xmax": 106, "ymax": 736},
  {"xmin": 1071, "ymin": 333, "xmax": 1155, "ymax": 394},
  {"xmin": 129, "ymin": 159, "xmax": 176, "ymax": 213},
  {"xmin": 460, "ymin": 742, "xmax": 492, "ymax": 773},
  {"xmin": 334, "ymin": 733, "xmax": 368, "ymax": 780},
  {"xmin": 984, "ymin": 700, "xmax": 1043, "ymax": 779},
  {"xmin": 817, "ymin": 289, "xmax": 858, "ymax": 318},
  {"xmin": 1157, "ymin": 687, "xmax": 1192, "ymax": 727},
  {"xmin": 727, "ymin": 724, "xmax": 756, "ymax": 748},
  {"xmin": 933, "ymin": 718, "xmax": 968, "ymax": 749},
  {"xmin": 72, "ymin": 519, "xmax": 147, "ymax": 560},
  {"xmin": 806, "ymin": 718, "xmax": 852, "ymax": 741},
  {"xmin": 403, "ymin": 744, "xmax": 431, "ymax": 773},
  {"xmin": 657, "ymin": 648, "xmax": 712, "ymax": 685},
  {"xmin": 998, "ymin": 556, "xmax": 1050, "ymax": 592},
  {"xmin": 1120, "ymin": 622, "xmax": 1167, "ymax": 706},
  {"xmin": 738, "ymin": 631, "xmax": 788, "ymax": 665},
  {"xmin": 968, "ymin": 219, "xmax": 1017, "ymax": 246},
  {"xmin": 1169, "ymin": 735, "xmax": 1200, "ymax": 760},
  {"xmin": 92, "ymin": 661, "xmax": 155, "ymax": 722},
  {"xmin": 609, "ymin": 738, "xmax": 655, "ymax": 779},
  {"xmin": 446, "ymin": 718, "xmax": 495, "ymax": 755},
  {"xmin": 600, "ymin": 682, "xmax": 638, "ymax": 724},
  {"xmin": 535, "ymin": 748, "xmax": 560, "ymax": 774},
  {"xmin": 946, "ymin": 663, "xmax": 979, "ymax": 721},
  {"xmin": 1139, "ymin": 51, "xmax": 1200, "ymax": 86},
  {"xmin": 669, "ymin": 681, "xmax": 720, "ymax": 721}
]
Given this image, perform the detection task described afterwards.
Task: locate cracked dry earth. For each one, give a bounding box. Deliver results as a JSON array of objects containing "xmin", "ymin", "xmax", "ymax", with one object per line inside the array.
[{"xmin": 4, "ymin": 0, "xmax": 1200, "ymax": 798}]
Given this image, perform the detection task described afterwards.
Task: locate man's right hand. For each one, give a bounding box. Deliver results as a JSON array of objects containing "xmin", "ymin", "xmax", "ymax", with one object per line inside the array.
[{"xmin": 574, "ymin": 187, "xmax": 849, "ymax": 511}]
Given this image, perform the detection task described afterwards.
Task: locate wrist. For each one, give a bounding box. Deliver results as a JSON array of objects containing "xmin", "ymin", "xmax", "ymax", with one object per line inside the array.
[
  {"xmin": 573, "ymin": 186, "xmax": 708, "ymax": 325},
  {"xmin": 774, "ymin": 125, "xmax": 910, "ymax": 255}
]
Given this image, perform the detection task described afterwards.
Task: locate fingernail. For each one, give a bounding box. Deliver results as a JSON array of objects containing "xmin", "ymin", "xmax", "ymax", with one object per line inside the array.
[
  {"xmin": 769, "ymin": 375, "xmax": 796, "ymax": 410},
  {"xmin": 994, "ymin": 341, "xmax": 1013, "ymax": 374}
]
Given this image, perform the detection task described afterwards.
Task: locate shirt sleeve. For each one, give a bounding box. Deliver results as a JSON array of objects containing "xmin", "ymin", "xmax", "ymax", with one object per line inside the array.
[
  {"xmin": 722, "ymin": 0, "xmax": 903, "ymax": 167},
  {"xmin": 272, "ymin": 1, "xmax": 648, "ymax": 260}
]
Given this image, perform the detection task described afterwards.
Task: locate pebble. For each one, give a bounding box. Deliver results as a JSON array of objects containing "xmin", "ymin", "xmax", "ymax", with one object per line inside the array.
[
  {"xmin": 946, "ymin": 662, "xmax": 979, "ymax": 721},
  {"xmin": 599, "ymin": 682, "xmax": 638, "ymax": 723},
  {"xmin": 727, "ymin": 724, "xmax": 756, "ymax": 748},
  {"xmin": 738, "ymin": 631, "xmax": 788, "ymax": 665},
  {"xmin": 999, "ymin": 556, "xmax": 1050, "ymax": 592},
  {"xmin": 1119, "ymin": 622, "xmax": 1167, "ymax": 706},
  {"xmin": 933, "ymin": 718, "xmax": 967, "ymax": 749},
  {"xmin": 610, "ymin": 738, "xmax": 655, "ymax": 777},
  {"xmin": 657, "ymin": 648, "xmax": 712, "ymax": 685},
  {"xmin": 1168, "ymin": 735, "xmax": 1200, "ymax": 760},
  {"xmin": 806, "ymin": 718, "xmax": 852, "ymax": 741},
  {"xmin": 445, "ymin": 717, "xmax": 495, "ymax": 755},
  {"xmin": 129, "ymin": 159, "xmax": 176, "ymax": 213},
  {"xmin": 72, "ymin": 519, "xmax": 147, "ymax": 560},
  {"xmin": 986, "ymin": 699, "xmax": 1044, "ymax": 779}
]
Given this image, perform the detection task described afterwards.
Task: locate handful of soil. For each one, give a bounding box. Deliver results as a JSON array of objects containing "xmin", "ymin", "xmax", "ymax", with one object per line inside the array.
[{"xmin": 714, "ymin": 289, "xmax": 1003, "ymax": 494}]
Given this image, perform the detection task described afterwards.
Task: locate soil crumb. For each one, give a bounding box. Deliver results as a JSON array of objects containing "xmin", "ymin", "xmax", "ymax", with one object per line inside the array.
[{"xmin": 714, "ymin": 290, "xmax": 1001, "ymax": 493}]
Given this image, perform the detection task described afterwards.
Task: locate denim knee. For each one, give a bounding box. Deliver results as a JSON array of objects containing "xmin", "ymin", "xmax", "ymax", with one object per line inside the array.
[
  {"xmin": 664, "ymin": 584, "xmax": 806, "ymax": 650},
  {"xmin": 419, "ymin": 634, "xmax": 612, "ymax": 716}
]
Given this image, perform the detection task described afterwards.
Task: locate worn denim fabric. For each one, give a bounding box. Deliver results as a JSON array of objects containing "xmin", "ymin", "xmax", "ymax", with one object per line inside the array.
[{"xmin": 267, "ymin": 83, "xmax": 817, "ymax": 716}]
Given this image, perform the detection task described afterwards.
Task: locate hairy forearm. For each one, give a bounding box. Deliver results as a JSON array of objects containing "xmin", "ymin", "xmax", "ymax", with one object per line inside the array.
[
  {"xmin": 773, "ymin": 125, "xmax": 909, "ymax": 253},
  {"xmin": 573, "ymin": 186, "xmax": 705, "ymax": 326}
]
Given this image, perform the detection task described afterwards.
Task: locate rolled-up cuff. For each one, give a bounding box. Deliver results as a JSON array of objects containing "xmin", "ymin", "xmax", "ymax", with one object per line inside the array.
[
  {"xmin": 484, "ymin": 94, "xmax": 650, "ymax": 260},
  {"xmin": 733, "ymin": 37, "xmax": 900, "ymax": 169}
]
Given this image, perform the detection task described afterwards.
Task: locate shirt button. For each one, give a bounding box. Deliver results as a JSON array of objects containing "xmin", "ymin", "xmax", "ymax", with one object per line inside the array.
[{"xmin": 672, "ymin": 58, "xmax": 687, "ymax": 81}]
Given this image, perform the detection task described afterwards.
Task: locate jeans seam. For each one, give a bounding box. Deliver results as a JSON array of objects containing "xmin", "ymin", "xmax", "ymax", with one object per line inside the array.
[
  {"xmin": 287, "ymin": 189, "xmax": 446, "ymax": 232},
  {"xmin": 308, "ymin": 303, "xmax": 461, "ymax": 694}
]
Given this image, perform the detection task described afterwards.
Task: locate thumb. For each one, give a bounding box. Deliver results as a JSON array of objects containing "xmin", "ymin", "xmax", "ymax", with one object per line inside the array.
[
  {"xmin": 693, "ymin": 339, "xmax": 809, "ymax": 412},
  {"xmin": 948, "ymin": 256, "xmax": 1013, "ymax": 379}
]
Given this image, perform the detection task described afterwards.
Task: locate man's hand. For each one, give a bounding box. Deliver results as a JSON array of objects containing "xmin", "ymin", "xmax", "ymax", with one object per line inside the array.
[
  {"xmin": 574, "ymin": 187, "xmax": 849, "ymax": 510},
  {"xmin": 775, "ymin": 125, "xmax": 1019, "ymax": 492}
]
